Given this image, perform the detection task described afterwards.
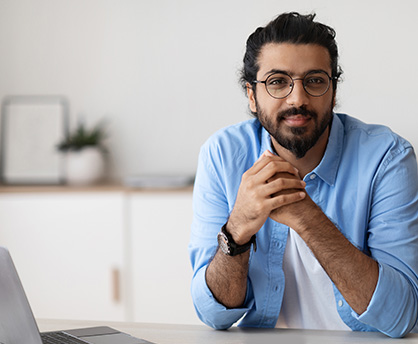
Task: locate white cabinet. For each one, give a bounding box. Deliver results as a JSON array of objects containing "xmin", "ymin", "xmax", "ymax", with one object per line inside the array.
[
  {"xmin": 0, "ymin": 191, "xmax": 127, "ymax": 321},
  {"xmin": 0, "ymin": 187, "xmax": 200, "ymax": 325},
  {"xmin": 129, "ymin": 191, "xmax": 200, "ymax": 325}
]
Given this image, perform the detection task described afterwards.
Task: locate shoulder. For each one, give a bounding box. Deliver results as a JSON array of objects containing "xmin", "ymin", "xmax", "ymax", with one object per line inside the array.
[
  {"xmin": 204, "ymin": 118, "xmax": 263, "ymax": 147},
  {"xmin": 336, "ymin": 113, "xmax": 413, "ymax": 154},
  {"xmin": 200, "ymin": 118, "xmax": 263, "ymax": 164}
]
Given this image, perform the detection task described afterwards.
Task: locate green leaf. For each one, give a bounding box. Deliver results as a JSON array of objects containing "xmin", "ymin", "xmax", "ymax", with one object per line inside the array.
[{"xmin": 57, "ymin": 121, "xmax": 107, "ymax": 152}]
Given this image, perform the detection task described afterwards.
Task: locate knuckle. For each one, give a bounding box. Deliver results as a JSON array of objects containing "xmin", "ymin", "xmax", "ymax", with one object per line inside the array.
[
  {"xmin": 274, "ymin": 196, "xmax": 285, "ymax": 207},
  {"xmin": 276, "ymin": 178, "xmax": 286, "ymax": 188},
  {"xmin": 253, "ymin": 201, "xmax": 264, "ymax": 214},
  {"xmin": 246, "ymin": 178, "xmax": 256, "ymax": 189}
]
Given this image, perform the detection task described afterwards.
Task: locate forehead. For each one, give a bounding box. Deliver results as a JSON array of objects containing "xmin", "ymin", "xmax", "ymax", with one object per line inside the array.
[{"xmin": 257, "ymin": 43, "xmax": 332, "ymax": 78}]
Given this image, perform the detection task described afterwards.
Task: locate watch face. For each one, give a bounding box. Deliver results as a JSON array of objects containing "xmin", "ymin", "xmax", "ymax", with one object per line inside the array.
[{"xmin": 217, "ymin": 231, "xmax": 230, "ymax": 255}]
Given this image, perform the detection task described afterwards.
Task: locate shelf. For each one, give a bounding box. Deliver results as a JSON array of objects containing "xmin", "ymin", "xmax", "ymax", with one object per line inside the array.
[{"xmin": 0, "ymin": 183, "xmax": 193, "ymax": 194}]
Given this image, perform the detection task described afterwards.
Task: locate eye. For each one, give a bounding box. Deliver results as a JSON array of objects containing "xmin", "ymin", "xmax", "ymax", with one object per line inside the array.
[
  {"xmin": 267, "ymin": 74, "xmax": 291, "ymax": 89},
  {"xmin": 305, "ymin": 76, "xmax": 326, "ymax": 85},
  {"xmin": 268, "ymin": 78, "xmax": 287, "ymax": 85}
]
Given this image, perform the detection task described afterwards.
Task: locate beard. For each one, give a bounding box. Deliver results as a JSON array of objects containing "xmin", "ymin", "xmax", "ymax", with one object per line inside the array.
[{"xmin": 256, "ymin": 103, "xmax": 333, "ymax": 159}]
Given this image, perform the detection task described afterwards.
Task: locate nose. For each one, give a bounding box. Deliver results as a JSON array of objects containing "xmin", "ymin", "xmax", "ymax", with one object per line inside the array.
[{"xmin": 285, "ymin": 79, "xmax": 309, "ymax": 108}]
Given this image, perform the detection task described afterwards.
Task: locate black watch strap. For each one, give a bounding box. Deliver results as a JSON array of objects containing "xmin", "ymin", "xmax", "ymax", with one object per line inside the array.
[{"xmin": 217, "ymin": 223, "xmax": 257, "ymax": 256}]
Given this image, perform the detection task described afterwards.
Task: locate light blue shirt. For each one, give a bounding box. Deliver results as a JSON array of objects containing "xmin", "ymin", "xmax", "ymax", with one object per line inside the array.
[{"xmin": 188, "ymin": 113, "xmax": 418, "ymax": 338}]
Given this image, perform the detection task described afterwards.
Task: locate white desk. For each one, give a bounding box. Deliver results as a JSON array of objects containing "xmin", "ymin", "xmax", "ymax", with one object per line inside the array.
[{"xmin": 37, "ymin": 319, "xmax": 418, "ymax": 344}]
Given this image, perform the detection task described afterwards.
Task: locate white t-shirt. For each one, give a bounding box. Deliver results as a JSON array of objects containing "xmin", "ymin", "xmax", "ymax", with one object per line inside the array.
[{"xmin": 276, "ymin": 228, "xmax": 351, "ymax": 330}]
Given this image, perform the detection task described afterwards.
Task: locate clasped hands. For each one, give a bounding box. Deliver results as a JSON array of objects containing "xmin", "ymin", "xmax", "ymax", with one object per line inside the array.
[{"xmin": 227, "ymin": 150, "xmax": 317, "ymax": 245}]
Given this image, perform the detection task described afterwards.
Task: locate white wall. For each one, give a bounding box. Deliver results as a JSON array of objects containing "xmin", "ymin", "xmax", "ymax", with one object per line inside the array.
[{"xmin": 1, "ymin": 0, "xmax": 417, "ymax": 181}]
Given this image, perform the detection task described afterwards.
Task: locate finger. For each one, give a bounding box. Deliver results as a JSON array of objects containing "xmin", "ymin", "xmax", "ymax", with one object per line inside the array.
[
  {"xmin": 262, "ymin": 149, "xmax": 275, "ymax": 158},
  {"xmin": 264, "ymin": 178, "xmax": 306, "ymax": 196},
  {"xmin": 267, "ymin": 190, "xmax": 306, "ymax": 209},
  {"xmin": 244, "ymin": 152, "xmax": 281, "ymax": 177},
  {"xmin": 266, "ymin": 170, "xmax": 300, "ymax": 184},
  {"xmin": 242, "ymin": 152, "xmax": 298, "ymax": 187},
  {"xmin": 257, "ymin": 160, "xmax": 300, "ymax": 183}
]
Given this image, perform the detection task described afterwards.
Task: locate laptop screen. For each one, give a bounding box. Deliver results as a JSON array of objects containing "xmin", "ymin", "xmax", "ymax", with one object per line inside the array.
[{"xmin": 0, "ymin": 246, "xmax": 43, "ymax": 344}]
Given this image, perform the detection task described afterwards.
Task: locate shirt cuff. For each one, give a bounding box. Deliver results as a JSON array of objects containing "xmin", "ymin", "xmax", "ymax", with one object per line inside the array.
[
  {"xmin": 352, "ymin": 262, "xmax": 416, "ymax": 337},
  {"xmin": 191, "ymin": 265, "xmax": 254, "ymax": 329}
]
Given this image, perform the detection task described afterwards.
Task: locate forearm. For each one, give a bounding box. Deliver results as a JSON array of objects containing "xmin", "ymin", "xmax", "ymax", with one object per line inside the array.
[
  {"xmin": 204, "ymin": 152, "xmax": 305, "ymax": 308},
  {"xmin": 205, "ymin": 247, "xmax": 250, "ymax": 308},
  {"xmin": 297, "ymin": 206, "xmax": 379, "ymax": 315}
]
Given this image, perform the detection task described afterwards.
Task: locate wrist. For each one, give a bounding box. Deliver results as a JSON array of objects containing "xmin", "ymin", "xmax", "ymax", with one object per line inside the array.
[
  {"xmin": 225, "ymin": 216, "xmax": 253, "ymax": 245},
  {"xmin": 218, "ymin": 223, "xmax": 257, "ymax": 256},
  {"xmin": 294, "ymin": 202, "xmax": 328, "ymax": 236}
]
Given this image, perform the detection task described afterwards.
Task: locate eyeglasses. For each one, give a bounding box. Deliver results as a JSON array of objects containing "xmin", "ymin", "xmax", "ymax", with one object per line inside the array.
[{"xmin": 253, "ymin": 70, "xmax": 336, "ymax": 99}]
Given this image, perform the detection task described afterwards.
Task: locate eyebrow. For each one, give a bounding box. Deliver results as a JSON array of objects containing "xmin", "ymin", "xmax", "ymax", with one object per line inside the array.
[
  {"xmin": 262, "ymin": 69, "xmax": 288, "ymax": 78},
  {"xmin": 262, "ymin": 68, "xmax": 329, "ymax": 78}
]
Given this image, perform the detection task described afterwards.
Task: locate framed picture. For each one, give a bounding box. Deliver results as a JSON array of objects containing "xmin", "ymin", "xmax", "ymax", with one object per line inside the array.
[{"xmin": 0, "ymin": 95, "xmax": 69, "ymax": 185}]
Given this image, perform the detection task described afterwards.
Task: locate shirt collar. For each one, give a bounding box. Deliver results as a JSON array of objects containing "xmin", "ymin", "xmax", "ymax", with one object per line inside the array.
[
  {"xmin": 259, "ymin": 113, "xmax": 343, "ymax": 186},
  {"xmin": 260, "ymin": 124, "xmax": 272, "ymax": 155},
  {"xmin": 313, "ymin": 113, "xmax": 343, "ymax": 186}
]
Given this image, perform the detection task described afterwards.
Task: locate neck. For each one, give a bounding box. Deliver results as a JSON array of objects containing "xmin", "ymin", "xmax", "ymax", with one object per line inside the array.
[{"xmin": 271, "ymin": 126, "xmax": 330, "ymax": 179}]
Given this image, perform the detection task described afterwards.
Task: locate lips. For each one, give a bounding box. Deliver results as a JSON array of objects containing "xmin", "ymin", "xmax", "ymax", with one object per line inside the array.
[{"xmin": 282, "ymin": 114, "xmax": 312, "ymax": 127}]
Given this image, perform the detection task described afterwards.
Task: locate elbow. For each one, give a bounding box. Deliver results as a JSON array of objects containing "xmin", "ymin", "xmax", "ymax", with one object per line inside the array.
[
  {"xmin": 382, "ymin": 327, "xmax": 412, "ymax": 339},
  {"xmin": 193, "ymin": 306, "xmax": 234, "ymax": 330},
  {"xmin": 205, "ymin": 319, "xmax": 233, "ymax": 331},
  {"xmin": 379, "ymin": 311, "xmax": 418, "ymax": 338}
]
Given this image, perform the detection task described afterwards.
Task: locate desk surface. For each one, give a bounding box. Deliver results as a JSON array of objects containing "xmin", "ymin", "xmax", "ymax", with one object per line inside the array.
[{"xmin": 37, "ymin": 319, "xmax": 418, "ymax": 344}]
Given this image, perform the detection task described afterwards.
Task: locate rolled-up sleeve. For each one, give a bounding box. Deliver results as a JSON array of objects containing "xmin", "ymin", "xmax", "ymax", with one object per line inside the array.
[
  {"xmin": 354, "ymin": 144, "xmax": 418, "ymax": 337},
  {"xmin": 354, "ymin": 262, "xmax": 418, "ymax": 337},
  {"xmin": 188, "ymin": 142, "xmax": 253, "ymax": 329},
  {"xmin": 190, "ymin": 264, "xmax": 254, "ymax": 329}
]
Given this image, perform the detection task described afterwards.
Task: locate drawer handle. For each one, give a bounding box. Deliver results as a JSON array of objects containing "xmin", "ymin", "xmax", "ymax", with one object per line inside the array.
[{"xmin": 112, "ymin": 267, "xmax": 121, "ymax": 303}]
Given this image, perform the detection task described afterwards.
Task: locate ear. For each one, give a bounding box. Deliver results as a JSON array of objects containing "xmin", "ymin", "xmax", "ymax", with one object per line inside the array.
[{"xmin": 246, "ymin": 82, "xmax": 257, "ymax": 113}]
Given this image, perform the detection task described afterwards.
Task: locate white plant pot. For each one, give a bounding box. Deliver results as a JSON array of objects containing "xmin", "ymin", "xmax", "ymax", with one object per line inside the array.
[{"xmin": 65, "ymin": 147, "xmax": 105, "ymax": 185}]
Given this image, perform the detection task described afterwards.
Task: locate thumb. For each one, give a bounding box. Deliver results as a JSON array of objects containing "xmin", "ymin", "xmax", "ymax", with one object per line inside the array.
[{"xmin": 262, "ymin": 149, "xmax": 275, "ymax": 157}]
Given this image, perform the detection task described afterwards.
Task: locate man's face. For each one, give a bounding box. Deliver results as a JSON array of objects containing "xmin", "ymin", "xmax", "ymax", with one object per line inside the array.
[{"xmin": 248, "ymin": 43, "xmax": 335, "ymax": 159}]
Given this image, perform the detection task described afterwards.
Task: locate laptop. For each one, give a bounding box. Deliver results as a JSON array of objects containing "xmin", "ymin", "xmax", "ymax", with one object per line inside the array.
[{"xmin": 0, "ymin": 246, "xmax": 154, "ymax": 344}]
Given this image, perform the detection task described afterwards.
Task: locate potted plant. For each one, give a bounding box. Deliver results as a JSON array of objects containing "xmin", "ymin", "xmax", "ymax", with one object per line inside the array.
[{"xmin": 57, "ymin": 121, "xmax": 107, "ymax": 185}]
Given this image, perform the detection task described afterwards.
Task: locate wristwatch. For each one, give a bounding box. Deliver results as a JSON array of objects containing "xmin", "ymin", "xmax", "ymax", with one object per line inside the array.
[{"xmin": 217, "ymin": 223, "xmax": 257, "ymax": 256}]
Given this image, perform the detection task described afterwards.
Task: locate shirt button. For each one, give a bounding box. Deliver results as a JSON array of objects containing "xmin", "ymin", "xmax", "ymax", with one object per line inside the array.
[
  {"xmin": 310, "ymin": 174, "xmax": 317, "ymax": 180},
  {"xmin": 338, "ymin": 300, "xmax": 343, "ymax": 307}
]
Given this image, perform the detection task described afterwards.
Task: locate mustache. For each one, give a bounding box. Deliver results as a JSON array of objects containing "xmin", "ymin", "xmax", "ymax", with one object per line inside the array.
[{"xmin": 278, "ymin": 107, "xmax": 317, "ymax": 119}]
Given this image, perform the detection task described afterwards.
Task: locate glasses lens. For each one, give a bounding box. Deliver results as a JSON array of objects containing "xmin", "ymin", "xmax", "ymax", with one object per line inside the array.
[
  {"xmin": 303, "ymin": 71, "xmax": 330, "ymax": 97},
  {"xmin": 265, "ymin": 73, "xmax": 292, "ymax": 99}
]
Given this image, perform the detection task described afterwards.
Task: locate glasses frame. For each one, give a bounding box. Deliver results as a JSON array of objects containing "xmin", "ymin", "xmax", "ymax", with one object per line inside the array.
[{"xmin": 253, "ymin": 70, "xmax": 337, "ymax": 99}]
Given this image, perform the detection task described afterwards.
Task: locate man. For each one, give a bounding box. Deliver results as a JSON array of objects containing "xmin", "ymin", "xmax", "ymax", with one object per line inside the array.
[{"xmin": 188, "ymin": 12, "xmax": 418, "ymax": 338}]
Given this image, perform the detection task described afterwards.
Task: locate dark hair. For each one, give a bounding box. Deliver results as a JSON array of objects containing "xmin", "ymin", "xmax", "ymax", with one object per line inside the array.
[{"xmin": 240, "ymin": 12, "xmax": 342, "ymax": 94}]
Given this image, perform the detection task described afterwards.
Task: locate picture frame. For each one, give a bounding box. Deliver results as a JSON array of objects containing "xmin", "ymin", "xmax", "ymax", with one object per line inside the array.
[{"xmin": 0, "ymin": 95, "xmax": 69, "ymax": 185}]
